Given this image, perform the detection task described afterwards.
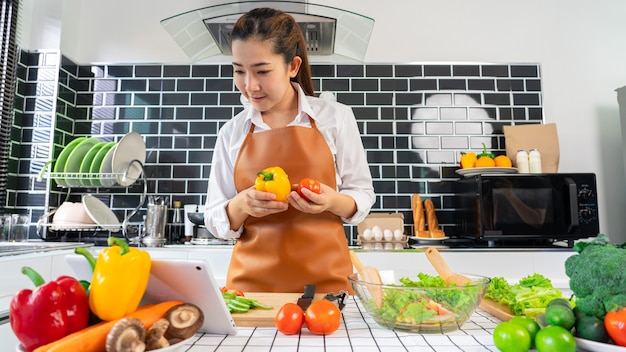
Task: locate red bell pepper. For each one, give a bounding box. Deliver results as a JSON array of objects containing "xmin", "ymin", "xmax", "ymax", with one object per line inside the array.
[
  {"xmin": 9, "ymin": 266, "xmax": 90, "ymax": 352},
  {"xmin": 605, "ymin": 307, "xmax": 626, "ymax": 347}
]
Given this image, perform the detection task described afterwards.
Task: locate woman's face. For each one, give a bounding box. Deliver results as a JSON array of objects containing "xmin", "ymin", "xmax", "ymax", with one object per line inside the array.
[{"xmin": 231, "ymin": 38, "xmax": 301, "ymax": 113}]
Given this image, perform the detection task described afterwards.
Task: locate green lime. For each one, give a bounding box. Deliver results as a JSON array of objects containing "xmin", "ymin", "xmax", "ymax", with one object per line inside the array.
[
  {"xmin": 575, "ymin": 315, "xmax": 610, "ymax": 343},
  {"xmin": 535, "ymin": 325, "xmax": 576, "ymax": 352},
  {"xmin": 546, "ymin": 298, "xmax": 572, "ymax": 309},
  {"xmin": 509, "ymin": 316, "xmax": 541, "ymax": 348},
  {"xmin": 545, "ymin": 304, "xmax": 576, "ymax": 330},
  {"xmin": 493, "ymin": 321, "xmax": 531, "ymax": 352}
]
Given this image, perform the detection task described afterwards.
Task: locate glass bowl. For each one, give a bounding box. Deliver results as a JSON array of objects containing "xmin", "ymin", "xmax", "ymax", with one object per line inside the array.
[{"xmin": 348, "ymin": 272, "xmax": 490, "ymax": 333}]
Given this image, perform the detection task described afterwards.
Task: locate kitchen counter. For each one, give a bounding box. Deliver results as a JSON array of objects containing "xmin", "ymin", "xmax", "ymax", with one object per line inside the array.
[
  {"xmin": 0, "ymin": 245, "xmax": 576, "ymax": 350},
  {"xmin": 0, "ymin": 295, "xmax": 501, "ymax": 351}
]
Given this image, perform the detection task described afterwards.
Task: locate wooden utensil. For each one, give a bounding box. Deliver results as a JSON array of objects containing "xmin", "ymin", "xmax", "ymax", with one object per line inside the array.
[
  {"xmin": 349, "ymin": 250, "xmax": 382, "ymax": 307},
  {"xmin": 424, "ymin": 246, "xmax": 511, "ymax": 318},
  {"xmin": 424, "ymin": 247, "xmax": 472, "ymax": 286}
]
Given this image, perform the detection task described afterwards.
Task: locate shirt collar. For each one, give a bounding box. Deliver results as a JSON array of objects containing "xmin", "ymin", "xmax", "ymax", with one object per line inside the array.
[{"xmin": 244, "ymin": 83, "xmax": 318, "ymax": 127}]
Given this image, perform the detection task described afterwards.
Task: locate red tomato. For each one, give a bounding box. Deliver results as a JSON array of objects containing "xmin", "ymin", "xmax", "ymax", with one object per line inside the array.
[
  {"xmin": 275, "ymin": 303, "xmax": 304, "ymax": 335},
  {"xmin": 297, "ymin": 178, "xmax": 321, "ymax": 202},
  {"xmin": 304, "ymin": 300, "xmax": 341, "ymax": 335},
  {"xmin": 605, "ymin": 308, "xmax": 626, "ymax": 347},
  {"xmin": 220, "ymin": 286, "xmax": 244, "ymax": 296}
]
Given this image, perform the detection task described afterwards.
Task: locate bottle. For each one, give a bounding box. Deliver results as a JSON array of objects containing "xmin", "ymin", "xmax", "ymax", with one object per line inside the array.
[
  {"xmin": 169, "ymin": 200, "xmax": 184, "ymax": 244},
  {"xmin": 529, "ymin": 149, "xmax": 542, "ymax": 173},
  {"xmin": 515, "ymin": 149, "xmax": 529, "ymax": 173}
]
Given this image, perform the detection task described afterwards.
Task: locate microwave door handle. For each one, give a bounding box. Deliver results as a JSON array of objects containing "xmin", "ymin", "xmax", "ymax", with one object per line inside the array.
[{"xmin": 565, "ymin": 177, "xmax": 579, "ymax": 232}]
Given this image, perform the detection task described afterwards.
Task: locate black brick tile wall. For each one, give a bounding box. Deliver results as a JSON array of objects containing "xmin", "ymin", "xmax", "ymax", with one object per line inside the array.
[{"xmin": 12, "ymin": 51, "xmax": 543, "ymax": 244}]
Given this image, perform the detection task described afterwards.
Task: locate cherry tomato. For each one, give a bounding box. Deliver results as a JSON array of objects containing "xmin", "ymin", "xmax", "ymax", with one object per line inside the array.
[
  {"xmin": 304, "ymin": 300, "xmax": 341, "ymax": 335},
  {"xmin": 220, "ymin": 286, "xmax": 244, "ymax": 296},
  {"xmin": 275, "ymin": 303, "xmax": 304, "ymax": 335},
  {"xmin": 297, "ymin": 178, "xmax": 321, "ymax": 202}
]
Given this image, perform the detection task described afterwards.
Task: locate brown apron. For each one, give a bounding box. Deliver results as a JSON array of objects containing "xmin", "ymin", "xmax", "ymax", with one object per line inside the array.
[{"xmin": 228, "ymin": 119, "xmax": 353, "ymax": 293}]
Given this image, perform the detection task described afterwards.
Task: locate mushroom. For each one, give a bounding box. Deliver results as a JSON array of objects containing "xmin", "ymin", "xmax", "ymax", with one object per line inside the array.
[
  {"xmin": 145, "ymin": 318, "xmax": 170, "ymax": 351},
  {"xmin": 105, "ymin": 317, "xmax": 146, "ymax": 352},
  {"xmin": 164, "ymin": 303, "xmax": 204, "ymax": 339}
]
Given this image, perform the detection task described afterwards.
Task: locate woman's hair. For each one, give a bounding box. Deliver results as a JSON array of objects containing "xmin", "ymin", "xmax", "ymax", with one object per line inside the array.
[{"xmin": 231, "ymin": 7, "xmax": 315, "ymax": 97}]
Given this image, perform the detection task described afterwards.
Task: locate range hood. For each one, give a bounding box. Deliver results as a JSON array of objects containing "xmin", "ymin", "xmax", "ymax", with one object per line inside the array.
[{"xmin": 160, "ymin": 1, "xmax": 374, "ymax": 62}]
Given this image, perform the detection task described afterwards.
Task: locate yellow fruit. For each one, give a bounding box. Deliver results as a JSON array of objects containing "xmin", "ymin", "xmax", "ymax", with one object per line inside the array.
[
  {"xmin": 475, "ymin": 156, "xmax": 496, "ymax": 167},
  {"xmin": 460, "ymin": 152, "xmax": 477, "ymax": 168},
  {"xmin": 494, "ymin": 155, "xmax": 512, "ymax": 167}
]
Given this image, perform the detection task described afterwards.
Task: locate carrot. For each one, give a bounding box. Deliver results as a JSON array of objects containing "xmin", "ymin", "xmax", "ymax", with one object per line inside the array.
[{"xmin": 33, "ymin": 300, "xmax": 183, "ymax": 352}]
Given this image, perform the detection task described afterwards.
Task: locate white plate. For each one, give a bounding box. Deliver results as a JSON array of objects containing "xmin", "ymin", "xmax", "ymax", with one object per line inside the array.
[
  {"xmin": 409, "ymin": 236, "xmax": 450, "ymax": 241},
  {"xmin": 112, "ymin": 131, "xmax": 146, "ymax": 186},
  {"xmin": 16, "ymin": 337, "xmax": 195, "ymax": 352},
  {"xmin": 82, "ymin": 194, "xmax": 121, "ymax": 232},
  {"xmin": 455, "ymin": 167, "xmax": 518, "ymax": 177},
  {"xmin": 575, "ymin": 338, "xmax": 626, "ymax": 352}
]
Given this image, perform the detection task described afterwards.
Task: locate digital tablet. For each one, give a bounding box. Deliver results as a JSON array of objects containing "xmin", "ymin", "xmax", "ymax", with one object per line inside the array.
[{"xmin": 65, "ymin": 254, "xmax": 238, "ymax": 335}]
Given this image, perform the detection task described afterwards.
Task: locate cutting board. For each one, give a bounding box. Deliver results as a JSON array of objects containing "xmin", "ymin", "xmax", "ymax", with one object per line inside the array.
[
  {"xmin": 231, "ymin": 292, "xmax": 328, "ymax": 327},
  {"xmin": 479, "ymin": 298, "xmax": 514, "ymax": 322}
]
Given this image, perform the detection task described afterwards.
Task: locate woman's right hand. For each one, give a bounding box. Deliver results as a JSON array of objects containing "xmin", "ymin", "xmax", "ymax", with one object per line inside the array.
[{"xmin": 237, "ymin": 185, "xmax": 290, "ymax": 218}]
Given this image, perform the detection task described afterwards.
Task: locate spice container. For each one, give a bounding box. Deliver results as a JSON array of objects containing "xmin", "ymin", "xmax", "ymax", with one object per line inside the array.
[
  {"xmin": 515, "ymin": 149, "xmax": 529, "ymax": 173},
  {"xmin": 529, "ymin": 149, "xmax": 542, "ymax": 173}
]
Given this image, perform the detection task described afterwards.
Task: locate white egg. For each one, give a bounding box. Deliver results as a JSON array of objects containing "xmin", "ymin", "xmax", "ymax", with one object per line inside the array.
[
  {"xmin": 374, "ymin": 242, "xmax": 384, "ymax": 250},
  {"xmin": 393, "ymin": 229, "xmax": 404, "ymax": 241},
  {"xmin": 372, "ymin": 225, "xmax": 382, "ymax": 233},
  {"xmin": 383, "ymin": 229, "xmax": 393, "ymax": 241},
  {"xmin": 373, "ymin": 227, "xmax": 384, "ymax": 241},
  {"xmin": 384, "ymin": 242, "xmax": 394, "ymax": 250},
  {"xmin": 362, "ymin": 243, "xmax": 374, "ymax": 250},
  {"xmin": 394, "ymin": 243, "xmax": 405, "ymax": 250},
  {"xmin": 362, "ymin": 228, "xmax": 373, "ymax": 241}
]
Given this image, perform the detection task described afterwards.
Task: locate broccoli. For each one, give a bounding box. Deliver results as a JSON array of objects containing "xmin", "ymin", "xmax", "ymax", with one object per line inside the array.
[{"xmin": 564, "ymin": 234, "xmax": 626, "ymax": 318}]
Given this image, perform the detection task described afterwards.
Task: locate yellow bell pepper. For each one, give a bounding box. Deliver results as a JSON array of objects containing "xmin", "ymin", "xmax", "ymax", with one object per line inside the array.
[
  {"xmin": 460, "ymin": 152, "xmax": 477, "ymax": 169},
  {"xmin": 89, "ymin": 237, "xmax": 151, "ymax": 321},
  {"xmin": 255, "ymin": 166, "xmax": 291, "ymax": 202}
]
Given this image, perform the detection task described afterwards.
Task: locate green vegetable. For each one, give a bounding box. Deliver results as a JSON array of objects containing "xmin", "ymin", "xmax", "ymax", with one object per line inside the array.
[
  {"xmin": 484, "ymin": 273, "xmax": 564, "ymax": 318},
  {"xmin": 564, "ymin": 233, "xmax": 626, "ymax": 318},
  {"xmin": 378, "ymin": 273, "xmax": 481, "ymax": 325},
  {"xmin": 222, "ymin": 294, "xmax": 272, "ymax": 313}
]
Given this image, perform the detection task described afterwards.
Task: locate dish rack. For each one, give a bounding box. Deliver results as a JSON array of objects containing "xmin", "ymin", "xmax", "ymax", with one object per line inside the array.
[{"xmin": 36, "ymin": 159, "xmax": 147, "ymax": 240}]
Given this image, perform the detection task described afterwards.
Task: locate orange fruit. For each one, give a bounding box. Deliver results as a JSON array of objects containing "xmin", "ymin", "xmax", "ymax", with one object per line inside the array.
[
  {"xmin": 475, "ymin": 156, "xmax": 496, "ymax": 167},
  {"xmin": 494, "ymin": 155, "xmax": 512, "ymax": 167}
]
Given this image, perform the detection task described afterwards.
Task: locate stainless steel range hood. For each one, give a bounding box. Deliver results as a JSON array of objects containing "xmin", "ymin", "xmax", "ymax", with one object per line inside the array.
[{"xmin": 160, "ymin": 1, "xmax": 374, "ymax": 62}]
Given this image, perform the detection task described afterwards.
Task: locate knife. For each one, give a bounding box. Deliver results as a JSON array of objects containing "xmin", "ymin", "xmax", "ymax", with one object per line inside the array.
[{"xmin": 297, "ymin": 284, "xmax": 316, "ymax": 311}]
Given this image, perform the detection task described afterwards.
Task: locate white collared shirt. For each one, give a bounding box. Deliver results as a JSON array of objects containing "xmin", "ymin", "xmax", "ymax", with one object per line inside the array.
[{"xmin": 204, "ymin": 84, "xmax": 375, "ymax": 239}]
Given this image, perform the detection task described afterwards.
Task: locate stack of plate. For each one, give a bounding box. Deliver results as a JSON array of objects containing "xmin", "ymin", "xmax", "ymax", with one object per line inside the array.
[{"xmin": 52, "ymin": 132, "xmax": 146, "ymax": 187}]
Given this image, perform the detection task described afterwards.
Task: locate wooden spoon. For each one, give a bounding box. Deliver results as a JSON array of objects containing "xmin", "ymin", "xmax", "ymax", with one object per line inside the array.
[
  {"xmin": 349, "ymin": 250, "xmax": 382, "ymax": 307},
  {"xmin": 424, "ymin": 247, "xmax": 472, "ymax": 286},
  {"xmin": 424, "ymin": 247, "xmax": 491, "ymax": 312}
]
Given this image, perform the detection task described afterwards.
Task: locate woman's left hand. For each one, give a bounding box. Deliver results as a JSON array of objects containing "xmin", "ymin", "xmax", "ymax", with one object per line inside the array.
[{"xmin": 287, "ymin": 183, "xmax": 334, "ymax": 214}]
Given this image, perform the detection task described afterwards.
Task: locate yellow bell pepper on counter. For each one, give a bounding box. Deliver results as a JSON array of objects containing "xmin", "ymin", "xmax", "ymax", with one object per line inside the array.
[
  {"xmin": 89, "ymin": 236, "xmax": 151, "ymax": 321},
  {"xmin": 255, "ymin": 166, "xmax": 291, "ymax": 202}
]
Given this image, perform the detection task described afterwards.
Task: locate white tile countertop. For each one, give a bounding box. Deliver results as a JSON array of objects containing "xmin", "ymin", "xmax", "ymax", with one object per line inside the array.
[{"xmin": 1, "ymin": 296, "xmax": 501, "ymax": 351}]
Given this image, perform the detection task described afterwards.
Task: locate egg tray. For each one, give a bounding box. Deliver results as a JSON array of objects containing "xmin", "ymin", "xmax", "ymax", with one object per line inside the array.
[{"xmin": 356, "ymin": 234, "xmax": 409, "ymax": 245}]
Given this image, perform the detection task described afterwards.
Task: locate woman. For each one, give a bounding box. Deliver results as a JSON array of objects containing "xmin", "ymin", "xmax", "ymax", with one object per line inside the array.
[{"xmin": 204, "ymin": 7, "xmax": 375, "ymax": 293}]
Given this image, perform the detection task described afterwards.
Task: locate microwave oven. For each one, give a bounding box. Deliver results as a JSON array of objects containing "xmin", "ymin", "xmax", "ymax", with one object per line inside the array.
[{"xmin": 452, "ymin": 173, "xmax": 599, "ymax": 244}]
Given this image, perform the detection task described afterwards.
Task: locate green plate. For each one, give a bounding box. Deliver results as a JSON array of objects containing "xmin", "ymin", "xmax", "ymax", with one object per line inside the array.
[
  {"xmin": 53, "ymin": 137, "xmax": 87, "ymax": 187},
  {"xmin": 99, "ymin": 144, "xmax": 118, "ymax": 187},
  {"xmin": 64, "ymin": 137, "xmax": 100, "ymax": 187},
  {"xmin": 79, "ymin": 141, "xmax": 107, "ymax": 187},
  {"xmin": 89, "ymin": 142, "xmax": 116, "ymax": 187}
]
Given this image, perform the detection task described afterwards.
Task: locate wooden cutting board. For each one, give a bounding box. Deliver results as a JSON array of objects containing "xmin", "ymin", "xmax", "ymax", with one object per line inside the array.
[
  {"xmin": 231, "ymin": 292, "xmax": 328, "ymax": 327},
  {"xmin": 479, "ymin": 298, "xmax": 514, "ymax": 322}
]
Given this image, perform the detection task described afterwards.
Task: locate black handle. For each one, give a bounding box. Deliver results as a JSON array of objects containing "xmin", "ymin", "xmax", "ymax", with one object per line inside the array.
[
  {"xmin": 565, "ymin": 177, "xmax": 579, "ymax": 233},
  {"xmin": 302, "ymin": 284, "xmax": 316, "ymax": 299}
]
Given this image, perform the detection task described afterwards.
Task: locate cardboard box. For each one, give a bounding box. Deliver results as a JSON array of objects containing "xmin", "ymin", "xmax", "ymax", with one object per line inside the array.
[{"xmin": 357, "ymin": 213, "xmax": 405, "ymax": 235}]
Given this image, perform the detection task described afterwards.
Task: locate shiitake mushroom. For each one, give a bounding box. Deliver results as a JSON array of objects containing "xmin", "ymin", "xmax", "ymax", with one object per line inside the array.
[
  {"xmin": 105, "ymin": 317, "xmax": 146, "ymax": 352},
  {"xmin": 145, "ymin": 318, "xmax": 170, "ymax": 351},
  {"xmin": 164, "ymin": 303, "xmax": 204, "ymax": 339}
]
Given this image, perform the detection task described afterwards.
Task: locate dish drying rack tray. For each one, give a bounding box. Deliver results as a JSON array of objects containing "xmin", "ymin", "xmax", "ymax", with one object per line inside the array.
[{"xmin": 36, "ymin": 159, "xmax": 146, "ymax": 239}]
